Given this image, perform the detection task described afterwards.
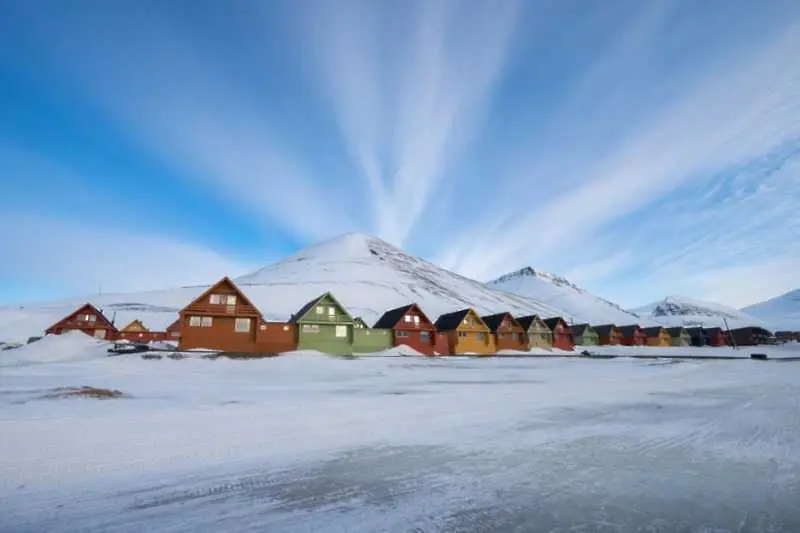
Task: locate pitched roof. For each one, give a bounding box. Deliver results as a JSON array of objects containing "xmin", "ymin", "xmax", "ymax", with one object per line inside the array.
[
  {"xmin": 480, "ymin": 312, "xmax": 520, "ymax": 333},
  {"xmin": 569, "ymin": 323, "xmax": 593, "ymax": 336},
  {"xmin": 46, "ymin": 303, "xmax": 117, "ymax": 333},
  {"xmin": 182, "ymin": 277, "xmax": 262, "ymax": 317},
  {"xmin": 593, "ymin": 324, "xmax": 617, "ymax": 336},
  {"xmin": 543, "ymin": 317, "xmax": 566, "ymax": 329},
  {"xmin": 685, "ymin": 327, "xmax": 705, "ymax": 336},
  {"xmin": 121, "ymin": 319, "xmax": 148, "ymax": 332},
  {"xmin": 372, "ymin": 304, "xmax": 415, "ymax": 329},
  {"xmin": 516, "ymin": 314, "xmax": 541, "ymax": 330},
  {"xmin": 434, "ymin": 309, "xmax": 473, "ymax": 331},
  {"xmin": 618, "ymin": 325, "xmax": 641, "ymax": 337},
  {"xmin": 642, "ymin": 326, "xmax": 665, "ymax": 336},
  {"xmin": 289, "ymin": 291, "xmax": 352, "ymax": 324}
]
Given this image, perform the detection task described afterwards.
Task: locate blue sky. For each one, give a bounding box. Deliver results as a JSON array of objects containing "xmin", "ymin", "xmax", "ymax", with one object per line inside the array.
[{"xmin": 0, "ymin": 0, "xmax": 798, "ymax": 309}]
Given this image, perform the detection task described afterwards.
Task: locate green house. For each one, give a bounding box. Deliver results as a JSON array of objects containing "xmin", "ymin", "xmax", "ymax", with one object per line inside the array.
[
  {"xmin": 569, "ymin": 323, "xmax": 599, "ymax": 346},
  {"xmin": 291, "ymin": 292, "xmax": 355, "ymax": 355},
  {"xmin": 666, "ymin": 327, "xmax": 691, "ymax": 347},
  {"xmin": 352, "ymin": 317, "xmax": 393, "ymax": 354}
]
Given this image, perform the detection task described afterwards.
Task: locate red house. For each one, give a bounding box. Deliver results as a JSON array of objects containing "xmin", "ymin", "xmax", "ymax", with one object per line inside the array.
[
  {"xmin": 372, "ymin": 303, "xmax": 448, "ymax": 355},
  {"xmin": 618, "ymin": 325, "xmax": 646, "ymax": 346},
  {"xmin": 543, "ymin": 317, "xmax": 575, "ymax": 351},
  {"xmin": 45, "ymin": 303, "xmax": 117, "ymax": 340},
  {"xmin": 703, "ymin": 327, "xmax": 730, "ymax": 347}
]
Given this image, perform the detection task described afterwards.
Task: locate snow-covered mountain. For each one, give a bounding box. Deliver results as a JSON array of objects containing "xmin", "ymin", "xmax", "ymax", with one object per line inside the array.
[
  {"xmin": 741, "ymin": 289, "xmax": 800, "ymax": 332},
  {"xmin": 1, "ymin": 233, "xmax": 578, "ymax": 343},
  {"xmin": 487, "ymin": 267, "xmax": 651, "ymax": 326},
  {"xmin": 632, "ymin": 295, "xmax": 766, "ymax": 329}
]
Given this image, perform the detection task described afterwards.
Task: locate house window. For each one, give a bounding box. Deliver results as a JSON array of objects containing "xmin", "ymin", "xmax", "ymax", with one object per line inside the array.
[
  {"xmin": 404, "ymin": 315, "xmax": 412, "ymax": 323},
  {"xmin": 189, "ymin": 316, "xmax": 202, "ymax": 327},
  {"xmin": 511, "ymin": 333, "xmax": 519, "ymax": 341},
  {"xmin": 413, "ymin": 316, "xmax": 420, "ymax": 324},
  {"xmin": 397, "ymin": 331, "xmax": 409, "ymax": 338},
  {"xmin": 235, "ymin": 318, "xmax": 251, "ymax": 333},
  {"xmin": 94, "ymin": 329, "xmax": 106, "ymax": 339},
  {"xmin": 476, "ymin": 332, "xmax": 485, "ymax": 340},
  {"xmin": 210, "ymin": 294, "xmax": 222, "ymax": 304},
  {"xmin": 316, "ymin": 306, "xmax": 324, "ymax": 314},
  {"xmin": 420, "ymin": 331, "xmax": 430, "ymax": 339},
  {"xmin": 282, "ymin": 325, "xmax": 289, "ymax": 331},
  {"xmin": 226, "ymin": 295, "xmax": 236, "ymax": 305},
  {"xmin": 171, "ymin": 332, "xmax": 180, "ymax": 338},
  {"xmin": 335, "ymin": 325, "xmax": 348, "ymax": 338},
  {"xmin": 302, "ymin": 324, "xmax": 319, "ymax": 333},
  {"xmin": 201, "ymin": 317, "xmax": 213, "ymax": 327},
  {"xmin": 79, "ymin": 314, "xmax": 96, "ymax": 322},
  {"xmin": 328, "ymin": 306, "xmax": 335, "ymax": 317}
]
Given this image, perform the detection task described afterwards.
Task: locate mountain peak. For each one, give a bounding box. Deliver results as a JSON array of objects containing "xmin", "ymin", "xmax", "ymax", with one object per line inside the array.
[{"xmin": 490, "ymin": 267, "xmax": 584, "ymax": 292}]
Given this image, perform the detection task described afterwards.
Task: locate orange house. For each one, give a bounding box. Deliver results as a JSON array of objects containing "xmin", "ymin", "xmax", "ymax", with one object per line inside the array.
[
  {"xmin": 45, "ymin": 303, "xmax": 117, "ymax": 340},
  {"xmin": 642, "ymin": 326, "xmax": 671, "ymax": 347},
  {"xmin": 481, "ymin": 312, "xmax": 527, "ymax": 352},
  {"xmin": 117, "ymin": 319, "xmax": 169, "ymax": 343},
  {"xmin": 434, "ymin": 308, "xmax": 494, "ymax": 355},
  {"xmin": 177, "ymin": 277, "xmax": 296, "ymax": 354},
  {"xmin": 594, "ymin": 324, "xmax": 622, "ymax": 345}
]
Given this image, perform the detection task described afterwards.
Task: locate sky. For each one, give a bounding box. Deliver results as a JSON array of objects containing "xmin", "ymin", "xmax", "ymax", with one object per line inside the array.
[{"xmin": 0, "ymin": 0, "xmax": 798, "ymax": 309}]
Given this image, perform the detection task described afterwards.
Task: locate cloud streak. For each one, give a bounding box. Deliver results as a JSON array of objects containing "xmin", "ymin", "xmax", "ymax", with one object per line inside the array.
[
  {"xmin": 5, "ymin": 1, "xmax": 353, "ymax": 241},
  {"xmin": 438, "ymin": 14, "xmax": 800, "ymax": 284},
  {"xmin": 299, "ymin": 0, "xmax": 522, "ymax": 246}
]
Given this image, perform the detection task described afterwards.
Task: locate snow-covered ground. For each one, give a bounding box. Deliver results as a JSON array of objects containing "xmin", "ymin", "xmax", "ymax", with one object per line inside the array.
[{"xmin": 2, "ymin": 336, "xmax": 800, "ymax": 532}]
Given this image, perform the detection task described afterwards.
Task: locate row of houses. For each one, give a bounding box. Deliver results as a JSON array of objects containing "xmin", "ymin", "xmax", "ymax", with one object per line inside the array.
[{"xmin": 43, "ymin": 277, "xmax": 776, "ymax": 356}]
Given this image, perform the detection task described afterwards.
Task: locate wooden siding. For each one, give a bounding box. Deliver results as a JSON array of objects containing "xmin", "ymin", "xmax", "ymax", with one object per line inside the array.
[
  {"xmin": 545, "ymin": 318, "xmax": 575, "ymax": 351},
  {"xmin": 438, "ymin": 309, "xmax": 493, "ymax": 355},
  {"xmin": 45, "ymin": 303, "xmax": 117, "ymax": 340},
  {"xmin": 353, "ymin": 327, "xmax": 393, "ymax": 353},
  {"xmin": 294, "ymin": 293, "xmax": 355, "ymax": 355},
  {"xmin": 375, "ymin": 304, "xmax": 441, "ymax": 355},
  {"xmin": 178, "ymin": 277, "xmax": 270, "ymax": 353},
  {"xmin": 483, "ymin": 313, "xmax": 526, "ymax": 352}
]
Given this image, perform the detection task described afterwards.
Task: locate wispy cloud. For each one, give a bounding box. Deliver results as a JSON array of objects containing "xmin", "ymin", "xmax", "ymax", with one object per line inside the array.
[
  {"xmin": 438, "ymin": 14, "xmax": 800, "ymax": 287},
  {"xmin": 0, "ymin": 212, "xmax": 251, "ymax": 297},
  {"xmin": 298, "ymin": 0, "xmax": 522, "ymax": 246},
  {"xmin": 4, "ymin": 1, "xmax": 353, "ymax": 241}
]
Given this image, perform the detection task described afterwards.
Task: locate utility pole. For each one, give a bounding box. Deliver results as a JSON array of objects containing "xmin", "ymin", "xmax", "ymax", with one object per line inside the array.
[{"xmin": 723, "ymin": 317, "xmax": 736, "ymax": 350}]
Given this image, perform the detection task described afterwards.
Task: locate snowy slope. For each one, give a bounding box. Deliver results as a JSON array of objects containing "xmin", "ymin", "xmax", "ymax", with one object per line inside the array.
[
  {"xmin": 487, "ymin": 267, "xmax": 651, "ymax": 326},
  {"xmin": 232, "ymin": 234, "xmax": 564, "ymax": 324},
  {"xmin": 633, "ymin": 295, "xmax": 767, "ymax": 329},
  {"xmin": 741, "ymin": 289, "xmax": 800, "ymax": 331},
  {"xmin": 0, "ymin": 234, "xmax": 573, "ymax": 343}
]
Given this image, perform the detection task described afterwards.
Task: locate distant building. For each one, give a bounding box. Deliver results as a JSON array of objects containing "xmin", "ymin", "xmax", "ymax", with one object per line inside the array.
[
  {"xmin": 434, "ymin": 309, "xmax": 493, "ymax": 355},
  {"xmin": 482, "ymin": 312, "xmax": 527, "ymax": 352},
  {"xmin": 45, "ymin": 303, "xmax": 117, "ymax": 340}
]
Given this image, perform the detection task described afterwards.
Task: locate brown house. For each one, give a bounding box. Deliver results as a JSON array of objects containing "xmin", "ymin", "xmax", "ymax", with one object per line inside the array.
[
  {"xmin": 177, "ymin": 277, "xmax": 296, "ymax": 354},
  {"xmin": 45, "ymin": 303, "xmax": 117, "ymax": 340},
  {"xmin": 543, "ymin": 317, "xmax": 575, "ymax": 351},
  {"xmin": 481, "ymin": 312, "xmax": 527, "ymax": 352},
  {"xmin": 618, "ymin": 325, "xmax": 646, "ymax": 346},
  {"xmin": 594, "ymin": 324, "xmax": 622, "ymax": 345},
  {"xmin": 434, "ymin": 308, "xmax": 494, "ymax": 355},
  {"xmin": 372, "ymin": 303, "xmax": 448, "ymax": 355},
  {"xmin": 642, "ymin": 326, "xmax": 671, "ymax": 347},
  {"xmin": 117, "ymin": 319, "xmax": 168, "ymax": 343},
  {"xmin": 729, "ymin": 327, "xmax": 775, "ymax": 346}
]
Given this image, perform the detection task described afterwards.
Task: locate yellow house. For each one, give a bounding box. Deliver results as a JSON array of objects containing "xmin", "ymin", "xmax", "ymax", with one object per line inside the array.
[
  {"xmin": 643, "ymin": 326, "xmax": 671, "ymax": 347},
  {"xmin": 434, "ymin": 308, "xmax": 494, "ymax": 355}
]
